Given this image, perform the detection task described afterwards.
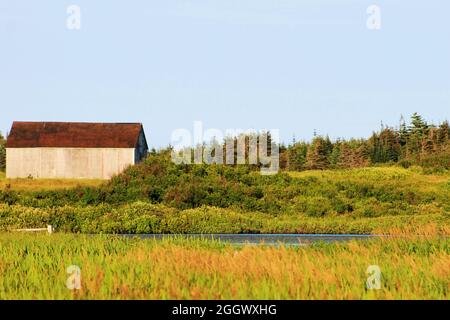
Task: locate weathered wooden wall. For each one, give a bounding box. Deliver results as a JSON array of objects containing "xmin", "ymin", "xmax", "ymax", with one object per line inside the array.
[{"xmin": 6, "ymin": 148, "xmax": 135, "ymax": 179}]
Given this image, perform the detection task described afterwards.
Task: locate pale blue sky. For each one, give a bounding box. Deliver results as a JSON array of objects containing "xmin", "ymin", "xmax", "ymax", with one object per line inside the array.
[{"xmin": 1, "ymin": 1, "xmax": 449, "ymax": 147}]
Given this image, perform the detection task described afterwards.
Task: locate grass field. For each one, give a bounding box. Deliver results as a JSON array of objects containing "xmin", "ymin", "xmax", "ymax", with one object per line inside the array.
[
  {"xmin": 288, "ymin": 166, "xmax": 450, "ymax": 193},
  {"xmin": 0, "ymin": 166, "xmax": 448, "ymax": 300},
  {"xmin": 0, "ymin": 171, "xmax": 104, "ymax": 191},
  {"xmin": 0, "ymin": 229, "xmax": 448, "ymax": 300}
]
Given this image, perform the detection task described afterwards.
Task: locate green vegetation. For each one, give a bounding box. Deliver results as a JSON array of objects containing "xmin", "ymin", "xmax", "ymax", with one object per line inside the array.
[
  {"xmin": 0, "ymin": 162, "xmax": 448, "ymax": 234},
  {"xmin": 0, "ymin": 232, "xmax": 448, "ymax": 299},
  {"xmin": 282, "ymin": 113, "xmax": 450, "ymax": 172},
  {"xmin": 0, "ymin": 114, "xmax": 448, "ymax": 234},
  {"xmin": 0, "ymin": 115, "xmax": 448, "ymax": 300},
  {"xmin": 1, "ymin": 201, "xmax": 448, "ymax": 234}
]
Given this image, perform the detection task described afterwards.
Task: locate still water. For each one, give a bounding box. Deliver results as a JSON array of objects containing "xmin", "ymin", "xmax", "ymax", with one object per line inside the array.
[{"xmin": 123, "ymin": 234, "xmax": 378, "ymax": 246}]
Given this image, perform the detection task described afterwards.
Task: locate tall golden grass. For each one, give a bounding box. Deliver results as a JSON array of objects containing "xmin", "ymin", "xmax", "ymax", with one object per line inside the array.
[
  {"xmin": 374, "ymin": 223, "xmax": 450, "ymax": 236},
  {"xmin": 0, "ymin": 173, "xmax": 104, "ymax": 191},
  {"xmin": 0, "ymin": 230, "xmax": 448, "ymax": 300}
]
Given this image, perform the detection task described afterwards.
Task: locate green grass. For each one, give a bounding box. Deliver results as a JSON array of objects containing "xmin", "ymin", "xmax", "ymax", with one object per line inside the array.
[{"xmin": 0, "ymin": 232, "xmax": 448, "ymax": 299}]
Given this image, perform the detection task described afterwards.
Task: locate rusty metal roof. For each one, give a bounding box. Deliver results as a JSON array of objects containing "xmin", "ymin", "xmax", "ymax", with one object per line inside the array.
[{"xmin": 6, "ymin": 122, "xmax": 146, "ymax": 148}]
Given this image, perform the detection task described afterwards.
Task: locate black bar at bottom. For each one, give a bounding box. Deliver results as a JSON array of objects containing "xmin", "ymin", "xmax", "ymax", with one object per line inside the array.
[{"xmin": 0, "ymin": 300, "xmax": 446, "ymax": 319}]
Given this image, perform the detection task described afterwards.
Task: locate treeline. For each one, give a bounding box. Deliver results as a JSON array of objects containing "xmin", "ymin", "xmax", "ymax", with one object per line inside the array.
[
  {"xmin": 280, "ymin": 113, "xmax": 449, "ymax": 172},
  {"xmin": 0, "ymin": 113, "xmax": 448, "ymax": 173},
  {"xmin": 169, "ymin": 113, "xmax": 449, "ymax": 172}
]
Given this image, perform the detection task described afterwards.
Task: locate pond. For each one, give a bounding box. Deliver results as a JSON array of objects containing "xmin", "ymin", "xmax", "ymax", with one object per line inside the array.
[{"xmin": 123, "ymin": 234, "xmax": 379, "ymax": 246}]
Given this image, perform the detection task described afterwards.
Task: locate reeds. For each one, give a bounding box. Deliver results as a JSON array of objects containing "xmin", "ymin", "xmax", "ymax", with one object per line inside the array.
[{"xmin": 0, "ymin": 233, "xmax": 448, "ymax": 300}]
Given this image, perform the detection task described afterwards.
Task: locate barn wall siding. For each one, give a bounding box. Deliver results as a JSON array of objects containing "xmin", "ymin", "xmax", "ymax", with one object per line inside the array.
[{"xmin": 6, "ymin": 148, "xmax": 135, "ymax": 179}]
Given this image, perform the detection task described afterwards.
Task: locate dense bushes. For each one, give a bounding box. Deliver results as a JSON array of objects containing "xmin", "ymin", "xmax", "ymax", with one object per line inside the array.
[
  {"xmin": 0, "ymin": 202, "xmax": 447, "ymax": 234},
  {"xmin": 0, "ymin": 152, "xmax": 448, "ymax": 235},
  {"xmin": 1, "ymin": 154, "xmax": 449, "ymax": 220},
  {"xmin": 103, "ymin": 159, "xmax": 449, "ymax": 217}
]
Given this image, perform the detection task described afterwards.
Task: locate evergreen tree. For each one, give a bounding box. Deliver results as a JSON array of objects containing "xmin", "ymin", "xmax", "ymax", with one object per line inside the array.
[
  {"xmin": 410, "ymin": 112, "xmax": 428, "ymax": 133},
  {"xmin": 328, "ymin": 140, "xmax": 342, "ymax": 168},
  {"xmin": 399, "ymin": 115, "xmax": 408, "ymax": 147},
  {"xmin": 437, "ymin": 121, "xmax": 450, "ymax": 146},
  {"xmin": 278, "ymin": 144, "xmax": 289, "ymax": 170},
  {"xmin": 381, "ymin": 128, "xmax": 400, "ymax": 162},
  {"xmin": 306, "ymin": 136, "xmax": 331, "ymax": 170},
  {"xmin": 337, "ymin": 142, "xmax": 353, "ymax": 169},
  {"xmin": 353, "ymin": 141, "xmax": 370, "ymax": 167},
  {"xmin": 287, "ymin": 142, "xmax": 308, "ymax": 170},
  {"xmin": 406, "ymin": 113, "xmax": 428, "ymax": 156}
]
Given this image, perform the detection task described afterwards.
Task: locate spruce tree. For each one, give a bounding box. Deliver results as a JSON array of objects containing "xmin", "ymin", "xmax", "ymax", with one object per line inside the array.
[
  {"xmin": 306, "ymin": 136, "xmax": 331, "ymax": 170},
  {"xmin": 287, "ymin": 142, "xmax": 308, "ymax": 170},
  {"xmin": 329, "ymin": 140, "xmax": 342, "ymax": 168},
  {"xmin": 437, "ymin": 121, "xmax": 449, "ymax": 146}
]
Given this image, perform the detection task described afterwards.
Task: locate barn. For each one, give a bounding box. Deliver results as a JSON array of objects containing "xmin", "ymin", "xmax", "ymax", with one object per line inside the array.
[{"xmin": 5, "ymin": 122, "xmax": 148, "ymax": 179}]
